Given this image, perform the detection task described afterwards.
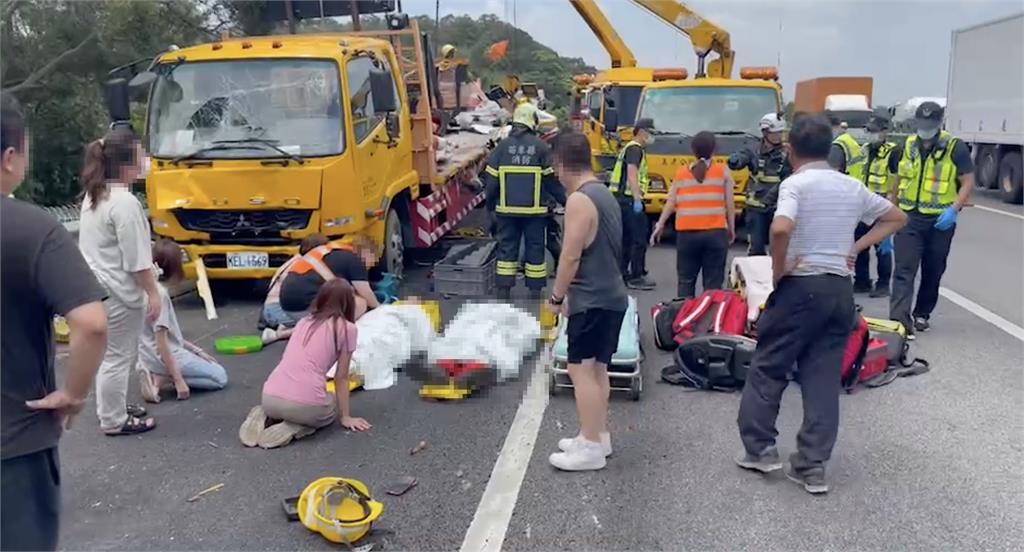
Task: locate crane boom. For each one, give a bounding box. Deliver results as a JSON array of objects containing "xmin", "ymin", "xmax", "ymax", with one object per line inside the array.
[
  {"xmin": 629, "ymin": 0, "xmax": 734, "ymax": 78},
  {"xmin": 568, "ymin": 0, "xmax": 638, "ymax": 68}
]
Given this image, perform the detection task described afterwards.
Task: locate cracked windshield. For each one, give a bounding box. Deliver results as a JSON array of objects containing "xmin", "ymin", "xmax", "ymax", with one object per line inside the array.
[
  {"xmin": 148, "ymin": 59, "xmax": 343, "ymax": 159},
  {"xmin": 638, "ymin": 87, "xmax": 779, "ymax": 136}
]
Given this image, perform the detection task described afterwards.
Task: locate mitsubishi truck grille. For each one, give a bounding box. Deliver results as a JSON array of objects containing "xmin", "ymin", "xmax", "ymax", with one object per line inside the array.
[{"xmin": 174, "ymin": 209, "xmax": 312, "ymax": 244}]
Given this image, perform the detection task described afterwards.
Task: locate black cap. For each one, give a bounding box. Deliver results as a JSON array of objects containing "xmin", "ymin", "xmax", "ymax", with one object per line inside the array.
[
  {"xmin": 866, "ymin": 114, "xmax": 890, "ymax": 132},
  {"xmin": 914, "ymin": 101, "xmax": 943, "ymax": 130},
  {"xmin": 634, "ymin": 118, "xmax": 655, "ymax": 133}
]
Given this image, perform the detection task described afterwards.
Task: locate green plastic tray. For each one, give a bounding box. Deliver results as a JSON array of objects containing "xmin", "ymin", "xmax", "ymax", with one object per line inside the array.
[{"xmin": 215, "ymin": 335, "xmax": 263, "ymax": 355}]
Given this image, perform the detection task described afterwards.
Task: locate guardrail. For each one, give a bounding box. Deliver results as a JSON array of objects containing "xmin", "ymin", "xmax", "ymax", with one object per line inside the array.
[{"xmin": 43, "ymin": 197, "xmax": 148, "ymax": 236}]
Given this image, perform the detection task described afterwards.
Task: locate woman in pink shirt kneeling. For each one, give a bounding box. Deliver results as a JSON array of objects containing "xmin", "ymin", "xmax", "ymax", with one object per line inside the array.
[{"xmin": 239, "ymin": 278, "xmax": 370, "ymax": 449}]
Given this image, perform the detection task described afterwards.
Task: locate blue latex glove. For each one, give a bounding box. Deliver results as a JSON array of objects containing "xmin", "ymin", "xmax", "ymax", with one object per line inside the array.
[
  {"xmin": 632, "ymin": 199, "xmax": 643, "ymax": 214},
  {"xmin": 934, "ymin": 206, "xmax": 958, "ymax": 230},
  {"xmin": 877, "ymin": 236, "xmax": 893, "ymax": 255}
]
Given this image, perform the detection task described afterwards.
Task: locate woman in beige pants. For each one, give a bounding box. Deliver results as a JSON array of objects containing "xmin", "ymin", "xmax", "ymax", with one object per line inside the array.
[{"xmin": 78, "ymin": 126, "xmax": 160, "ymax": 435}]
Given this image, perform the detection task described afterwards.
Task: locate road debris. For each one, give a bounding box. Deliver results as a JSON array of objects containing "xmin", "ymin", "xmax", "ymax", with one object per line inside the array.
[
  {"xmin": 207, "ymin": 441, "xmax": 219, "ymax": 449},
  {"xmin": 555, "ymin": 419, "xmax": 564, "ymax": 430},
  {"xmin": 410, "ymin": 440, "xmax": 427, "ymax": 455},
  {"xmin": 187, "ymin": 483, "xmax": 224, "ymax": 503}
]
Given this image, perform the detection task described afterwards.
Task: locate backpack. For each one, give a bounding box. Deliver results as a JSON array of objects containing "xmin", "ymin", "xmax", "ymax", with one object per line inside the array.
[
  {"xmin": 661, "ymin": 334, "xmax": 757, "ymax": 391},
  {"xmin": 650, "ymin": 297, "xmax": 686, "ymax": 351},
  {"xmin": 864, "ymin": 316, "xmax": 929, "ymax": 372},
  {"xmin": 671, "ymin": 290, "xmax": 747, "ymax": 346},
  {"xmin": 841, "ymin": 315, "xmax": 929, "ymax": 393}
]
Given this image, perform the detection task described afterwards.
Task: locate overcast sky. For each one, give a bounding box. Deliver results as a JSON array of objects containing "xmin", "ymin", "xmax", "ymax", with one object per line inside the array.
[{"xmin": 405, "ymin": 0, "xmax": 1023, "ymax": 105}]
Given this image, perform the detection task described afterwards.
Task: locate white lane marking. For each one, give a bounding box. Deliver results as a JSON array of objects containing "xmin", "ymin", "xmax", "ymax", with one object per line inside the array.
[
  {"xmin": 461, "ymin": 351, "xmax": 551, "ymax": 552},
  {"xmin": 939, "ymin": 287, "xmax": 1024, "ymax": 342},
  {"xmin": 971, "ymin": 204, "xmax": 1024, "ymax": 221}
]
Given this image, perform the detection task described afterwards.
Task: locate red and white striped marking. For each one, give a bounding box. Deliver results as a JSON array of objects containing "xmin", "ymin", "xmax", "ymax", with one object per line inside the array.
[{"xmin": 414, "ymin": 185, "xmax": 485, "ymax": 247}]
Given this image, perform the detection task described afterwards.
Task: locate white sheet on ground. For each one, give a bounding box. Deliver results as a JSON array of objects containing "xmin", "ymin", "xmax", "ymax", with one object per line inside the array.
[
  {"xmin": 326, "ymin": 305, "xmax": 436, "ymax": 390},
  {"xmin": 731, "ymin": 256, "xmax": 774, "ymax": 323},
  {"xmin": 428, "ymin": 302, "xmax": 541, "ymax": 382}
]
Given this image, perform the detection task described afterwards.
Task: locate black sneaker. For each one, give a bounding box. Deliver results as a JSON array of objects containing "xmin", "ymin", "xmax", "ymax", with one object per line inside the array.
[
  {"xmin": 913, "ymin": 316, "xmax": 930, "ymax": 333},
  {"xmin": 784, "ymin": 462, "xmax": 829, "ymax": 495},
  {"xmin": 869, "ymin": 283, "xmax": 890, "ymax": 298},
  {"xmin": 734, "ymin": 447, "xmax": 783, "ymax": 473},
  {"xmin": 853, "ymin": 281, "xmax": 873, "ymax": 294},
  {"xmin": 626, "ymin": 276, "xmax": 656, "ymax": 290}
]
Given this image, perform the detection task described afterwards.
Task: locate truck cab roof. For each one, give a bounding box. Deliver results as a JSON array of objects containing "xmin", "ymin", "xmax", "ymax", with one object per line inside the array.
[{"xmin": 162, "ymin": 34, "xmax": 388, "ymax": 62}]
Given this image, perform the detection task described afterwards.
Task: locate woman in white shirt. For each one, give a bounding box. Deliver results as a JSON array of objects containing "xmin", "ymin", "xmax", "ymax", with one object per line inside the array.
[{"xmin": 78, "ymin": 127, "xmax": 160, "ymax": 436}]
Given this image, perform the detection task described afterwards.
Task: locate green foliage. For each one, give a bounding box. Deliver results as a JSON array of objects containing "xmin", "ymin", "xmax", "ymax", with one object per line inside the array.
[{"xmin": 1, "ymin": 2, "xmax": 593, "ymax": 205}]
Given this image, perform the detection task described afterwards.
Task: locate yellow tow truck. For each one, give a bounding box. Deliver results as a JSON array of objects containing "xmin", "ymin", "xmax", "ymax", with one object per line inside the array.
[{"xmin": 105, "ymin": 14, "xmax": 496, "ymax": 281}]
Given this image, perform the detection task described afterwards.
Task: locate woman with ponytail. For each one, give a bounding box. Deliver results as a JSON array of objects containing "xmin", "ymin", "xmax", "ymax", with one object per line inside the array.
[
  {"xmin": 650, "ymin": 131, "xmax": 736, "ymax": 298},
  {"xmin": 78, "ymin": 126, "xmax": 160, "ymax": 435}
]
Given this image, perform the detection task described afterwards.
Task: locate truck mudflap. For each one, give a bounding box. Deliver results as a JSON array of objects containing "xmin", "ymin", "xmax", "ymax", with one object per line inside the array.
[{"xmin": 412, "ymin": 162, "xmax": 486, "ymax": 248}]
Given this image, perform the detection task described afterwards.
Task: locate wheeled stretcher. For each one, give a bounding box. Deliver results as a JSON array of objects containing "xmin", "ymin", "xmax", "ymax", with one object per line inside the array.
[{"xmin": 549, "ymin": 296, "xmax": 643, "ymax": 400}]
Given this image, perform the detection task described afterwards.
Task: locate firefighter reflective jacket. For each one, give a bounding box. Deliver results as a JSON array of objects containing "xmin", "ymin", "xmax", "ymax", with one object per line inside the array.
[
  {"xmin": 863, "ymin": 142, "xmax": 896, "ymax": 195},
  {"xmin": 743, "ymin": 146, "xmax": 791, "ymax": 210},
  {"xmin": 608, "ymin": 141, "xmax": 649, "ymax": 198},
  {"xmin": 833, "ymin": 133, "xmax": 865, "ymax": 181},
  {"xmin": 896, "ymin": 132, "xmax": 960, "ymax": 215},
  {"xmin": 484, "ymin": 126, "xmax": 563, "ymax": 216}
]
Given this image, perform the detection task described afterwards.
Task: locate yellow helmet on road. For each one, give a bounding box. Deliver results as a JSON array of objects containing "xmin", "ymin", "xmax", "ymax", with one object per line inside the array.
[
  {"xmin": 512, "ymin": 102, "xmax": 539, "ymax": 130},
  {"xmin": 298, "ymin": 477, "xmax": 383, "ymax": 545}
]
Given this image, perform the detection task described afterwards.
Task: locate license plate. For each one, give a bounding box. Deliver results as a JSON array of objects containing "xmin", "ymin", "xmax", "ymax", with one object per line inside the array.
[{"xmin": 226, "ymin": 252, "xmax": 269, "ymax": 270}]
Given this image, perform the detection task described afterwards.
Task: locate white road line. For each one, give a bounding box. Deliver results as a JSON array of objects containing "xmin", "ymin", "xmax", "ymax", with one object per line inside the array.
[
  {"xmin": 461, "ymin": 352, "xmax": 551, "ymax": 552},
  {"xmin": 971, "ymin": 204, "xmax": 1024, "ymax": 221},
  {"xmin": 939, "ymin": 287, "xmax": 1024, "ymax": 341}
]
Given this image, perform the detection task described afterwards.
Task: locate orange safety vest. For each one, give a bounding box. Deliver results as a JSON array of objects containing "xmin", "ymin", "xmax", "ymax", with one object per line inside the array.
[
  {"xmin": 673, "ymin": 162, "xmax": 728, "ymax": 231},
  {"xmin": 287, "ymin": 244, "xmax": 354, "ymax": 281}
]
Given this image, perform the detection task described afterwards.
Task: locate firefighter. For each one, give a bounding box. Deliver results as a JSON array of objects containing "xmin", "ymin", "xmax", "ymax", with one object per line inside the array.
[
  {"xmin": 888, "ymin": 101, "xmax": 974, "ymax": 335},
  {"xmin": 608, "ymin": 118, "xmax": 656, "ymax": 290},
  {"xmin": 484, "ymin": 102, "xmax": 565, "ymax": 300},
  {"xmin": 854, "ymin": 114, "xmax": 897, "ymax": 296},
  {"xmin": 728, "ymin": 113, "xmax": 791, "ymax": 256},
  {"xmin": 827, "ymin": 111, "xmax": 865, "ymax": 180}
]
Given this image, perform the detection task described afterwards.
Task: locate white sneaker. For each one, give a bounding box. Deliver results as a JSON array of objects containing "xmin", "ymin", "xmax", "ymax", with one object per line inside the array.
[
  {"xmin": 549, "ymin": 440, "xmax": 607, "ymax": 471},
  {"xmin": 557, "ymin": 432, "xmax": 612, "ymax": 457}
]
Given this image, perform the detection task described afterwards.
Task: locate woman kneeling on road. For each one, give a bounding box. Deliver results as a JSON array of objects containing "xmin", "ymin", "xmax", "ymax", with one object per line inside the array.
[
  {"xmin": 260, "ymin": 233, "xmax": 329, "ymax": 345},
  {"xmin": 651, "ymin": 131, "xmax": 736, "ymax": 298},
  {"xmin": 239, "ymin": 278, "xmax": 370, "ymax": 449},
  {"xmin": 139, "ymin": 239, "xmax": 228, "ymax": 402}
]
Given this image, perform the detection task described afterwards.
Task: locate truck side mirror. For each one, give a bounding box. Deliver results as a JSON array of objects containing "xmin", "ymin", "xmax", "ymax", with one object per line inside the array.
[
  {"xmin": 369, "ymin": 69, "xmax": 398, "ymax": 114},
  {"xmin": 105, "ymin": 78, "xmax": 131, "ymax": 124},
  {"xmin": 603, "ymin": 108, "xmax": 619, "ymax": 134}
]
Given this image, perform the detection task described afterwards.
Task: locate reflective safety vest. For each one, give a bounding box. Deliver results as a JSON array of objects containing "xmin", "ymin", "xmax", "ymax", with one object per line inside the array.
[
  {"xmin": 608, "ymin": 141, "xmax": 648, "ymax": 197},
  {"xmin": 833, "ymin": 133, "xmax": 865, "ymax": 181},
  {"xmin": 287, "ymin": 244, "xmax": 353, "ymax": 281},
  {"xmin": 745, "ymin": 147, "xmax": 788, "ymax": 209},
  {"xmin": 484, "ymin": 165, "xmax": 551, "ymax": 216},
  {"xmin": 896, "ymin": 132, "xmax": 960, "ymax": 215},
  {"xmin": 863, "ymin": 142, "xmax": 896, "ymax": 195},
  {"xmin": 673, "ymin": 162, "xmax": 728, "ymax": 231}
]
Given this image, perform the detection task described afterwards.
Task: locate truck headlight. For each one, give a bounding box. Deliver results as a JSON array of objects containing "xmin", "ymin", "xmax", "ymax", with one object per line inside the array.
[{"xmin": 647, "ymin": 175, "xmax": 667, "ymax": 193}]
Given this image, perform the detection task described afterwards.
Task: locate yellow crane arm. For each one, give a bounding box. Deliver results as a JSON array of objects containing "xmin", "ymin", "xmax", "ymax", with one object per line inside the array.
[
  {"xmin": 629, "ymin": 0, "xmax": 734, "ymax": 78},
  {"xmin": 568, "ymin": 0, "xmax": 638, "ymax": 69}
]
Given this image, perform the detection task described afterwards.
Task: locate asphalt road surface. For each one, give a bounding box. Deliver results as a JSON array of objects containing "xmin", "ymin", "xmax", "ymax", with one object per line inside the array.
[{"xmin": 57, "ymin": 204, "xmax": 1023, "ymax": 551}]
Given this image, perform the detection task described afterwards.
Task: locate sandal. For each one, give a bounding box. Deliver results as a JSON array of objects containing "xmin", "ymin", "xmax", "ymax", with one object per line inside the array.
[
  {"xmin": 105, "ymin": 415, "xmax": 156, "ymax": 436},
  {"xmin": 127, "ymin": 404, "xmax": 148, "ymax": 417}
]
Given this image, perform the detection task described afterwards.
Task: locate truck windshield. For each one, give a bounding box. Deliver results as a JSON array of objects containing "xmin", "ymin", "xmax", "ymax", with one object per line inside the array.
[
  {"xmin": 830, "ymin": 110, "xmax": 872, "ymax": 128},
  {"xmin": 608, "ymin": 85, "xmax": 643, "ymax": 128},
  {"xmin": 636, "ymin": 87, "xmax": 779, "ymax": 136},
  {"xmin": 148, "ymin": 59, "xmax": 343, "ymax": 159}
]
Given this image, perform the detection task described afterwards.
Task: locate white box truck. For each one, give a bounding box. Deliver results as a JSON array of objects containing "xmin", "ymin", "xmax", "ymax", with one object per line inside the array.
[{"xmin": 946, "ymin": 12, "xmax": 1024, "ymax": 204}]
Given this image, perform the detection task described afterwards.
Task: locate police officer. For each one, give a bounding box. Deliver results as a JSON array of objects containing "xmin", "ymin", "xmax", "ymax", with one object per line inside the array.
[
  {"xmin": 854, "ymin": 114, "xmax": 897, "ymax": 297},
  {"xmin": 484, "ymin": 102, "xmax": 565, "ymax": 300},
  {"xmin": 608, "ymin": 118, "xmax": 656, "ymax": 290},
  {"xmin": 729, "ymin": 113, "xmax": 791, "ymax": 255},
  {"xmin": 827, "ymin": 111, "xmax": 865, "ymax": 180},
  {"xmin": 888, "ymin": 101, "xmax": 974, "ymax": 335}
]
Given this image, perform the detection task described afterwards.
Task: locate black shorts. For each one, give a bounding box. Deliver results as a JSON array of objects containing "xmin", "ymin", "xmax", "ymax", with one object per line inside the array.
[{"xmin": 566, "ymin": 308, "xmax": 626, "ymax": 365}]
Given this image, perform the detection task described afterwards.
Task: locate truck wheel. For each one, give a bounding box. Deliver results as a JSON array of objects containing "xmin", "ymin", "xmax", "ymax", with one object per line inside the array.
[
  {"xmin": 999, "ymin": 151, "xmax": 1023, "ymax": 205},
  {"xmin": 384, "ymin": 208, "xmax": 405, "ymax": 278},
  {"xmin": 976, "ymin": 146, "xmax": 999, "ymax": 189}
]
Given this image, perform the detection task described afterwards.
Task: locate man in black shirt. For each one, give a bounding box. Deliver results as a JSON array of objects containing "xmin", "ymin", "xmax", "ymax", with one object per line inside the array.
[
  {"xmin": 1, "ymin": 94, "xmax": 109, "ymax": 551},
  {"xmin": 279, "ymin": 237, "xmax": 380, "ymax": 317}
]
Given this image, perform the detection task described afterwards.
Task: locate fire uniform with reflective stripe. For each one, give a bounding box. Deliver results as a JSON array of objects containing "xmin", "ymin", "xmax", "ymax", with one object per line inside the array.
[
  {"xmin": 738, "ymin": 146, "xmax": 791, "ymax": 255},
  {"xmin": 483, "ymin": 126, "xmax": 565, "ymax": 292}
]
